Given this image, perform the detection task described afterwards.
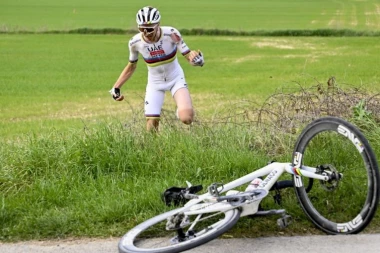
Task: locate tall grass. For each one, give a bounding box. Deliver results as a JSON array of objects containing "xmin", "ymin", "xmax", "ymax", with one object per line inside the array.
[
  {"xmin": 0, "ymin": 120, "xmax": 289, "ymax": 241},
  {"xmin": 1, "ymin": 109, "xmax": 380, "ymax": 241}
]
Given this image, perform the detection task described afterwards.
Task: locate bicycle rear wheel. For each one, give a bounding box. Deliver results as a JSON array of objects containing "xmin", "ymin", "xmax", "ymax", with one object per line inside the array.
[
  {"xmin": 292, "ymin": 116, "xmax": 379, "ymax": 234},
  {"xmin": 119, "ymin": 206, "xmax": 241, "ymax": 253}
]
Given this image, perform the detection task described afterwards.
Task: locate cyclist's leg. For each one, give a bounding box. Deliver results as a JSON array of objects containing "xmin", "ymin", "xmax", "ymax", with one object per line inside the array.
[
  {"xmin": 171, "ymin": 77, "xmax": 194, "ymax": 125},
  {"xmin": 146, "ymin": 119, "xmax": 159, "ymax": 132},
  {"xmin": 145, "ymin": 87, "xmax": 165, "ymax": 131}
]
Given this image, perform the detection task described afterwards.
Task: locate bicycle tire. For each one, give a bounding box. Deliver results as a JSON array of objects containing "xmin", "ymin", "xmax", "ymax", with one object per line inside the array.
[
  {"xmin": 292, "ymin": 116, "xmax": 379, "ymax": 234},
  {"xmin": 118, "ymin": 206, "xmax": 241, "ymax": 253}
]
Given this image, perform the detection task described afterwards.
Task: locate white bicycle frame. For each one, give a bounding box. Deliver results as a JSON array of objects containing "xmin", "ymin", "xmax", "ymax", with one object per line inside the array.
[{"xmin": 180, "ymin": 162, "xmax": 329, "ymax": 217}]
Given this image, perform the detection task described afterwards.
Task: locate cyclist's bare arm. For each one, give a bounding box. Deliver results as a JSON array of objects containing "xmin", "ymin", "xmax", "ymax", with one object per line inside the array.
[
  {"xmin": 169, "ymin": 28, "xmax": 203, "ymax": 66},
  {"xmin": 113, "ymin": 61, "xmax": 138, "ymax": 89}
]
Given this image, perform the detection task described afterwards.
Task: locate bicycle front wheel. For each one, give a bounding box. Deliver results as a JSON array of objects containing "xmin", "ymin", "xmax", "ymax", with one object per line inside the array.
[
  {"xmin": 292, "ymin": 116, "xmax": 379, "ymax": 234},
  {"xmin": 118, "ymin": 206, "xmax": 241, "ymax": 253}
]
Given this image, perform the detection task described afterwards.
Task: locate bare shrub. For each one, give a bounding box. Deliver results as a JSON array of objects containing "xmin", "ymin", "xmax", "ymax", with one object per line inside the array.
[
  {"xmin": 123, "ymin": 77, "xmax": 380, "ymax": 139},
  {"xmin": 255, "ymin": 77, "xmax": 380, "ymax": 133}
]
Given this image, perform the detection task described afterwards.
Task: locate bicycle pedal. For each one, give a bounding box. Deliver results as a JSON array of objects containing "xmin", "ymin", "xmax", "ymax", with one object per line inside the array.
[{"xmin": 277, "ymin": 214, "xmax": 292, "ymax": 229}]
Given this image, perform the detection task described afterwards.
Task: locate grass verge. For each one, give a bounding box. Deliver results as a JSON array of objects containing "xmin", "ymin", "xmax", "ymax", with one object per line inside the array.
[{"xmin": 1, "ymin": 93, "xmax": 380, "ymax": 241}]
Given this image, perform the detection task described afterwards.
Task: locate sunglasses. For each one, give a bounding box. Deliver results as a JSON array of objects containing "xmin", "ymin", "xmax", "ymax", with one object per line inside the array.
[{"xmin": 138, "ymin": 24, "xmax": 158, "ymax": 33}]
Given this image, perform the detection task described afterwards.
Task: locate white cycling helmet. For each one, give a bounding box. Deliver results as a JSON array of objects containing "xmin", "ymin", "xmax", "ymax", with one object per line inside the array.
[{"xmin": 136, "ymin": 6, "xmax": 161, "ymax": 26}]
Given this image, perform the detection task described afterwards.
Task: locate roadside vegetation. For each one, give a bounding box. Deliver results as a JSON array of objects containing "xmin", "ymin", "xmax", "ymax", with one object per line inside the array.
[{"xmin": 1, "ymin": 81, "xmax": 380, "ymax": 241}]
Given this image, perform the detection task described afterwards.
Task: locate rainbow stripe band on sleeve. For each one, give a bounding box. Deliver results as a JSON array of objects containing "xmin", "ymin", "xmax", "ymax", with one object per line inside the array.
[{"xmin": 182, "ymin": 49, "xmax": 191, "ymax": 56}]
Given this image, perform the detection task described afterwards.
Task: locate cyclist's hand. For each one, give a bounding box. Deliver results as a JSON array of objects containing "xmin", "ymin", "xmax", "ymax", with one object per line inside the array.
[
  {"xmin": 188, "ymin": 50, "xmax": 204, "ymax": 67},
  {"xmin": 109, "ymin": 88, "xmax": 124, "ymax": 101}
]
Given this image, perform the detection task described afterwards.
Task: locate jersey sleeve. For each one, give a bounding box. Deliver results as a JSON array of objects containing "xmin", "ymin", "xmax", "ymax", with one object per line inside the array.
[
  {"xmin": 170, "ymin": 27, "xmax": 191, "ymax": 56},
  {"xmin": 128, "ymin": 36, "xmax": 139, "ymax": 63}
]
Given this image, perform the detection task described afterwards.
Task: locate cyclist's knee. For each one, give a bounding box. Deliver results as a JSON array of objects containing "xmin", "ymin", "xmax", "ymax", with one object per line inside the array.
[{"xmin": 177, "ymin": 108, "xmax": 194, "ymax": 125}]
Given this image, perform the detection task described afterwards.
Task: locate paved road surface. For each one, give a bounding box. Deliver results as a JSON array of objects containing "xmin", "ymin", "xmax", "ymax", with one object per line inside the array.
[{"xmin": 1, "ymin": 234, "xmax": 379, "ymax": 253}]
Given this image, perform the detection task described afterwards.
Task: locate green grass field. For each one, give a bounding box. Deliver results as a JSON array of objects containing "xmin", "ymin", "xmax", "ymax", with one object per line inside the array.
[
  {"xmin": 1, "ymin": 34, "xmax": 380, "ymax": 138},
  {"xmin": 1, "ymin": 0, "xmax": 380, "ymax": 243},
  {"xmin": 1, "ymin": 0, "xmax": 380, "ymax": 31}
]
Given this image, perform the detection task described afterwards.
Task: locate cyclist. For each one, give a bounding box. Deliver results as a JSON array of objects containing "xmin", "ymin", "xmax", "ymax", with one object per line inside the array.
[{"xmin": 110, "ymin": 6, "xmax": 205, "ymax": 131}]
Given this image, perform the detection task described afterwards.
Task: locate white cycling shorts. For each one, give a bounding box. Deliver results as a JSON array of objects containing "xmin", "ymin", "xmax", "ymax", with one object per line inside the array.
[{"xmin": 144, "ymin": 74, "xmax": 188, "ymax": 118}]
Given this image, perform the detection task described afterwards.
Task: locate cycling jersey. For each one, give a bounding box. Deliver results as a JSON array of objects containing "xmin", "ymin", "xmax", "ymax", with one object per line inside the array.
[{"xmin": 128, "ymin": 26, "xmax": 191, "ymax": 83}]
